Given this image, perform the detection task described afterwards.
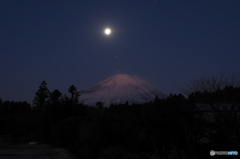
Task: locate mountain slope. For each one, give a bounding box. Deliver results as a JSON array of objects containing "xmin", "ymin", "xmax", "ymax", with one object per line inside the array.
[{"xmin": 80, "ymin": 74, "xmax": 168, "ymax": 106}]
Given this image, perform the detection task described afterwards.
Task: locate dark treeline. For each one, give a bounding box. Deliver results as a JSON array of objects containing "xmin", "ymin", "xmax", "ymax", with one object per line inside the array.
[{"xmin": 0, "ymin": 80, "xmax": 240, "ymax": 159}]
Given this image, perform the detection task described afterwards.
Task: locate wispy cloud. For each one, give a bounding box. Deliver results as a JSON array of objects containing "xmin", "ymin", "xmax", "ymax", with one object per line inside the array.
[{"xmin": 114, "ymin": 55, "xmax": 120, "ymax": 59}]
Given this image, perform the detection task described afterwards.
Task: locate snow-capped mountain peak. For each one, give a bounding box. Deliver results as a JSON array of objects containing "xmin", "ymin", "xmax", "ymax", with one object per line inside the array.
[{"xmin": 80, "ymin": 74, "xmax": 168, "ymax": 106}]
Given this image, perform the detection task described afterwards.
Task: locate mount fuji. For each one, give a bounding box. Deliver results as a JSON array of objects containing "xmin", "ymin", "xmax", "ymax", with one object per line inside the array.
[{"xmin": 79, "ymin": 74, "xmax": 168, "ymax": 106}]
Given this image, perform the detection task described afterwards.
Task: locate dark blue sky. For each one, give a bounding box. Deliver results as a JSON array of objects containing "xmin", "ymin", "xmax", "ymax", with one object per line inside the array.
[{"xmin": 1, "ymin": 0, "xmax": 240, "ymax": 103}]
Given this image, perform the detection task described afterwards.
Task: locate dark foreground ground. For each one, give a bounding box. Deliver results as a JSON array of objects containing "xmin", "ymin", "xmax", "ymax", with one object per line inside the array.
[
  {"xmin": 0, "ymin": 142, "xmax": 187, "ymax": 159},
  {"xmin": 0, "ymin": 143, "xmax": 78, "ymax": 159}
]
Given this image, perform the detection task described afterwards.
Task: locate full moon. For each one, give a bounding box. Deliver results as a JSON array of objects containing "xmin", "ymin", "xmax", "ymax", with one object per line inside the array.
[{"xmin": 104, "ymin": 28, "xmax": 111, "ymax": 35}]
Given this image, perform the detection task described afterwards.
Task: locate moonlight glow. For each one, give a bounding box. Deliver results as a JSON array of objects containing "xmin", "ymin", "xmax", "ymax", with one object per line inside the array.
[{"xmin": 104, "ymin": 28, "xmax": 111, "ymax": 35}]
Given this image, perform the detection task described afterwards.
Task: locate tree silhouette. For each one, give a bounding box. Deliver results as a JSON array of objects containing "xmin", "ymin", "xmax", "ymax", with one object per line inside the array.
[
  {"xmin": 182, "ymin": 72, "xmax": 240, "ymax": 96},
  {"xmin": 33, "ymin": 81, "xmax": 50, "ymax": 110},
  {"xmin": 96, "ymin": 101, "xmax": 104, "ymax": 108},
  {"xmin": 50, "ymin": 89, "xmax": 62, "ymax": 104},
  {"xmin": 0, "ymin": 98, "xmax": 2, "ymax": 105},
  {"xmin": 68, "ymin": 85, "xmax": 80, "ymax": 104}
]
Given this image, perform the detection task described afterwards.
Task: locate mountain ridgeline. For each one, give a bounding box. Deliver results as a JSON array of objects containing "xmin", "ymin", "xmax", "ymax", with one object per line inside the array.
[{"xmin": 80, "ymin": 74, "xmax": 168, "ymax": 106}]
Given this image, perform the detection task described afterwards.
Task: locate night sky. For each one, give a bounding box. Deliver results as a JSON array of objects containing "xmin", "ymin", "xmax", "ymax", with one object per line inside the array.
[{"xmin": 1, "ymin": 0, "xmax": 240, "ymax": 103}]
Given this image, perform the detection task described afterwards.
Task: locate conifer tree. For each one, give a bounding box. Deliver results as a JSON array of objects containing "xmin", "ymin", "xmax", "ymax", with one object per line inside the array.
[
  {"xmin": 50, "ymin": 89, "xmax": 62, "ymax": 104},
  {"xmin": 33, "ymin": 81, "xmax": 50, "ymax": 109},
  {"xmin": 68, "ymin": 85, "xmax": 80, "ymax": 104}
]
